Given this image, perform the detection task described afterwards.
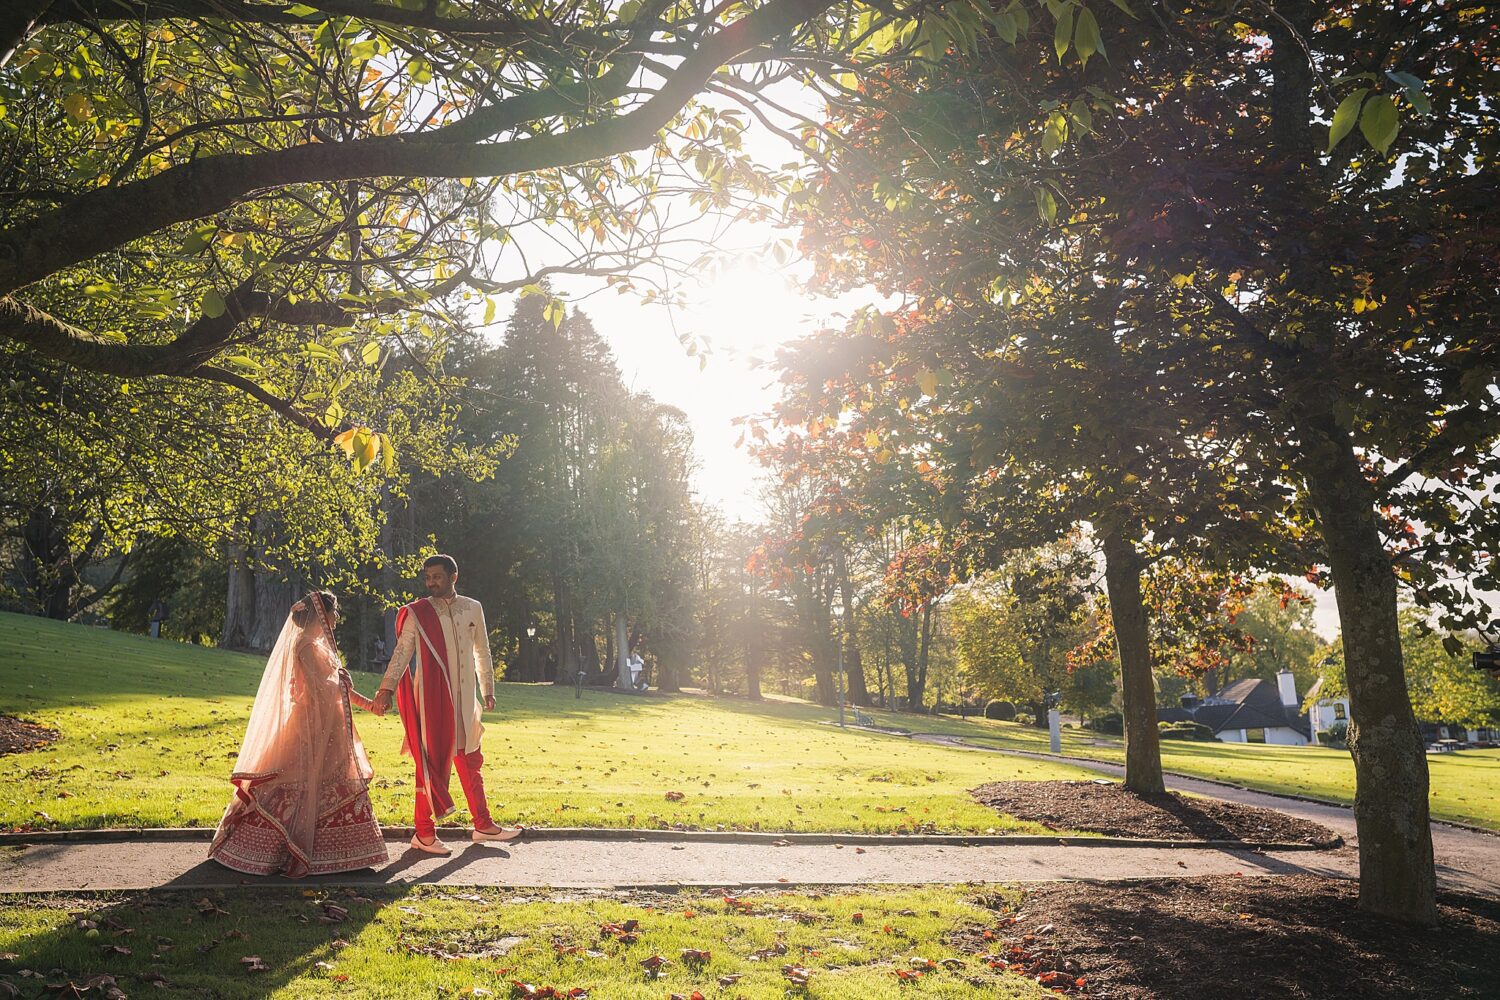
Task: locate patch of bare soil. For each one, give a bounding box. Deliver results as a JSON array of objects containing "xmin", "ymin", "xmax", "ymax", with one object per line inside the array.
[
  {"xmin": 0, "ymin": 715, "xmax": 57, "ymax": 756},
  {"xmin": 952, "ymin": 875, "xmax": 1500, "ymax": 1000},
  {"xmin": 972, "ymin": 780, "xmax": 1337, "ymax": 845}
]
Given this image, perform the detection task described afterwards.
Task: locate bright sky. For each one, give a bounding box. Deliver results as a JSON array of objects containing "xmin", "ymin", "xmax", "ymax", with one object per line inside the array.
[{"xmin": 549, "ymin": 244, "xmax": 820, "ymax": 524}]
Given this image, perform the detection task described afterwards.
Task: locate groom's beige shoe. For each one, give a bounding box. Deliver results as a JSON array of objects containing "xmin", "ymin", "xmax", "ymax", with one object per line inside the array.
[
  {"xmin": 471, "ymin": 825, "xmax": 523, "ymax": 843},
  {"xmin": 409, "ymin": 833, "xmax": 451, "ymax": 856}
]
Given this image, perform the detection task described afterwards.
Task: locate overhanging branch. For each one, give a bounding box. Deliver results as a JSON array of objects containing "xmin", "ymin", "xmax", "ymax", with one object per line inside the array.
[
  {"xmin": 193, "ymin": 365, "xmax": 335, "ymax": 441},
  {"xmin": 0, "ymin": 0, "xmax": 837, "ymax": 295}
]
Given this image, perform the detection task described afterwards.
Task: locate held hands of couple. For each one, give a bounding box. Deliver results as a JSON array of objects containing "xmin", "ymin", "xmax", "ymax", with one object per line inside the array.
[{"xmin": 371, "ymin": 689, "xmax": 394, "ymax": 716}]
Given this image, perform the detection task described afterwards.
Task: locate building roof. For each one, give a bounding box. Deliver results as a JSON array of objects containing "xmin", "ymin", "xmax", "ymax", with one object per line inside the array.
[{"xmin": 1157, "ymin": 678, "xmax": 1310, "ymax": 737}]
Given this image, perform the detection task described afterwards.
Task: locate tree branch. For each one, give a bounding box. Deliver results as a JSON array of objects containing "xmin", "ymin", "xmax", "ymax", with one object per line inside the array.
[
  {"xmin": 1, "ymin": 0, "xmax": 53, "ymax": 68},
  {"xmin": 1379, "ymin": 404, "xmax": 1499, "ymax": 494},
  {"xmin": 0, "ymin": 267, "xmax": 478, "ymax": 377},
  {"xmin": 192, "ymin": 365, "xmax": 336, "ymax": 441},
  {"xmin": 0, "ymin": 0, "xmax": 835, "ymax": 295}
]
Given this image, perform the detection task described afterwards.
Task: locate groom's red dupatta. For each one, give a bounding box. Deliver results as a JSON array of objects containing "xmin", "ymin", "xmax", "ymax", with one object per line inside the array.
[{"xmin": 394, "ymin": 598, "xmax": 457, "ymax": 820}]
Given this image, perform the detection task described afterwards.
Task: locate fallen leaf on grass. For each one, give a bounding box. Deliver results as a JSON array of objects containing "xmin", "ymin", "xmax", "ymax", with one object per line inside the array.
[
  {"xmin": 747, "ymin": 941, "xmax": 789, "ymax": 961},
  {"xmin": 639, "ymin": 954, "xmax": 669, "ymax": 978},
  {"xmin": 782, "ymin": 963, "xmax": 811, "ymax": 986},
  {"xmin": 680, "ymin": 948, "xmax": 711, "ymax": 966},
  {"xmin": 239, "ymin": 956, "xmax": 270, "ymax": 974},
  {"xmin": 196, "ymin": 898, "xmax": 228, "ymax": 918},
  {"xmin": 664, "ymin": 791, "xmax": 685, "ymax": 801},
  {"xmin": 717, "ymin": 973, "xmax": 744, "ymax": 987}
]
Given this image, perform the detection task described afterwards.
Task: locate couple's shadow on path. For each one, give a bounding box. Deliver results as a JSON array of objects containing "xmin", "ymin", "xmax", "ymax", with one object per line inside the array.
[{"xmin": 165, "ymin": 841, "xmax": 512, "ymax": 888}]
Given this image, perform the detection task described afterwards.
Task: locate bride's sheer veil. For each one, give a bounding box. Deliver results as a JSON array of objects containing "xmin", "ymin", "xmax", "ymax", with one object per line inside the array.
[{"xmin": 215, "ymin": 589, "xmax": 369, "ymax": 874}]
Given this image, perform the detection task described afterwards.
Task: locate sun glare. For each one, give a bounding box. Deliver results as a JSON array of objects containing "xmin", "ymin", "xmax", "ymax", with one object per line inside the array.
[{"xmin": 685, "ymin": 255, "xmax": 807, "ymax": 360}]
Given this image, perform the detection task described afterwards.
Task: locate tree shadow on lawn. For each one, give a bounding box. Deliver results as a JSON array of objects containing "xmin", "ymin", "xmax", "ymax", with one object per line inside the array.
[
  {"xmin": 0, "ymin": 883, "xmax": 387, "ymax": 998},
  {"xmin": 1008, "ymin": 874, "xmax": 1500, "ymax": 1000}
]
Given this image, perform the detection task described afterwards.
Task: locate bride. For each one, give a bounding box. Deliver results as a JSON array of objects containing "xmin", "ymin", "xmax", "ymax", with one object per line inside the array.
[{"xmin": 208, "ymin": 591, "xmax": 388, "ymax": 877}]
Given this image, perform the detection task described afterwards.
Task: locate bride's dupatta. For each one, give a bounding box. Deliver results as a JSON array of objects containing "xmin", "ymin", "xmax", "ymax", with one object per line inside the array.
[{"xmin": 209, "ymin": 594, "xmax": 375, "ymax": 877}]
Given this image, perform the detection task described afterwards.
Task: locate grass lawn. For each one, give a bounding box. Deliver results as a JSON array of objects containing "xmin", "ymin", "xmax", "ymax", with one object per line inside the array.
[
  {"xmin": 0, "ymin": 885, "xmax": 1054, "ymax": 999},
  {"xmin": 858, "ymin": 708, "xmax": 1500, "ymax": 831},
  {"xmin": 0, "ymin": 613, "xmax": 1088, "ymax": 834}
]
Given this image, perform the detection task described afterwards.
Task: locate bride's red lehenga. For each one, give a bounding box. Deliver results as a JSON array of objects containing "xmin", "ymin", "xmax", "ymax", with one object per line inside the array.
[{"xmin": 209, "ymin": 598, "xmax": 388, "ymax": 877}]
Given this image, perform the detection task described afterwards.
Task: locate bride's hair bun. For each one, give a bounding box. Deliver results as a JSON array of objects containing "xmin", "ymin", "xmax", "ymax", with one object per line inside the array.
[{"xmin": 292, "ymin": 590, "xmax": 339, "ymax": 627}]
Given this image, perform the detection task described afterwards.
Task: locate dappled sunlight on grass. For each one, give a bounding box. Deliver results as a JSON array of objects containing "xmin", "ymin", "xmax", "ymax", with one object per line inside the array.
[
  {"xmin": 0, "ymin": 885, "xmax": 1054, "ymax": 999},
  {"xmin": 0, "ymin": 614, "xmax": 1088, "ymax": 833}
]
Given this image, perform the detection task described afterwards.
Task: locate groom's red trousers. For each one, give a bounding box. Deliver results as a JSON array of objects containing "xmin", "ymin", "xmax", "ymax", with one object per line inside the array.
[{"xmin": 413, "ymin": 749, "xmax": 492, "ymax": 839}]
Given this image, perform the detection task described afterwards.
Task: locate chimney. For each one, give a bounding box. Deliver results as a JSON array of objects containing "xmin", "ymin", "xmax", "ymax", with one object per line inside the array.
[
  {"xmin": 1276, "ymin": 669, "xmax": 1298, "ymax": 709},
  {"xmin": 1180, "ymin": 694, "xmax": 1200, "ymax": 710}
]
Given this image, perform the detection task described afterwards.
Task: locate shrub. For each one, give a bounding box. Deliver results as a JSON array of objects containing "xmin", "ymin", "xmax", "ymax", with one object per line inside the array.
[
  {"xmin": 1158, "ymin": 721, "xmax": 1215, "ymax": 741},
  {"xmin": 984, "ymin": 700, "xmax": 1016, "ymax": 721},
  {"xmin": 1086, "ymin": 712, "xmax": 1124, "ymax": 735},
  {"xmin": 1014, "ymin": 712, "xmax": 1035, "ymax": 727},
  {"xmin": 1318, "ymin": 721, "xmax": 1350, "ymax": 748}
]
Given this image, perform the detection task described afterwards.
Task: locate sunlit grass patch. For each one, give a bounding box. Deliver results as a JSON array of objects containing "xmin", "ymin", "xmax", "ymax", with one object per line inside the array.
[
  {"xmin": 0, "ymin": 886, "xmax": 1054, "ymax": 999},
  {"xmin": 0, "ymin": 613, "xmax": 1089, "ymax": 833}
]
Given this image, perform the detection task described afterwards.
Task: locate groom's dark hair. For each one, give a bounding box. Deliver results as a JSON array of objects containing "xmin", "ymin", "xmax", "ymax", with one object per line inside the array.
[{"xmin": 424, "ymin": 554, "xmax": 458, "ymax": 575}]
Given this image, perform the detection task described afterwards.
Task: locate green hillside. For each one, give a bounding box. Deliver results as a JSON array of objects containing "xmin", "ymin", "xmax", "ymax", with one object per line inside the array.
[{"xmin": 0, "ymin": 612, "xmax": 1087, "ymax": 833}]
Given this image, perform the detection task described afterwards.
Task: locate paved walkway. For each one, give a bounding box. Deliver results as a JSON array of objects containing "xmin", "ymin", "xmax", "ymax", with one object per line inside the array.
[
  {"xmin": 3, "ymin": 735, "xmax": 1495, "ymax": 895},
  {"xmin": 3, "ymin": 834, "xmax": 1361, "ymax": 892}
]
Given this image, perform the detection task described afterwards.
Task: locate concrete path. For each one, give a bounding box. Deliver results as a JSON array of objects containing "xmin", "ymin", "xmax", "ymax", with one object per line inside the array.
[{"xmin": 2, "ymin": 835, "xmax": 1361, "ymax": 893}]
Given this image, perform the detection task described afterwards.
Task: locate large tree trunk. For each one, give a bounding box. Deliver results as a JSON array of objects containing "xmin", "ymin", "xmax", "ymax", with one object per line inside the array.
[
  {"xmin": 249, "ymin": 570, "xmax": 298, "ymax": 652},
  {"xmin": 745, "ymin": 632, "xmax": 763, "ymax": 700},
  {"xmin": 550, "ymin": 572, "xmax": 577, "ymax": 684},
  {"xmin": 1299, "ymin": 412, "xmax": 1436, "ymax": 924},
  {"xmin": 20, "ymin": 505, "xmax": 70, "ymax": 620},
  {"xmin": 221, "ymin": 540, "xmax": 255, "ymax": 649},
  {"xmin": 614, "ymin": 610, "xmax": 633, "ymax": 689},
  {"xmin": 835, "ymin": 547, "xmax": 872, "ymax": 706},
  {"xmin": 1101, "ymin": 524, "xmax": 1165, "ymax": 795}
]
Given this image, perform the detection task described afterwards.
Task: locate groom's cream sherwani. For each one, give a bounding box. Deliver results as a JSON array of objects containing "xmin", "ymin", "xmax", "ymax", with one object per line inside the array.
[{"xmin": 378, "ymin": 595, "xmax": 494, "ymax": 755}]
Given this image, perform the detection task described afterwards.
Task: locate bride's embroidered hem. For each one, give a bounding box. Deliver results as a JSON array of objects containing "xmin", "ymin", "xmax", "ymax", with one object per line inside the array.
[{"xmin": 209, "ymin": 780, "xmax": 387, "ymax": 877}]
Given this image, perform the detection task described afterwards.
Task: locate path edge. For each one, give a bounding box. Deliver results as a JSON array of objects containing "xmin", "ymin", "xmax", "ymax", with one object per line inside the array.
[{"xmin": 0, "ymin": 826, "xmax": 1338, "ymax": 852}]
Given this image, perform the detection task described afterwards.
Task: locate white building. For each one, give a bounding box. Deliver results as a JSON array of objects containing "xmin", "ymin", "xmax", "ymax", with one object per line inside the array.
[{"xmin": 1160, "ymin": 669, "xmax": 1312, "ymax": 745}]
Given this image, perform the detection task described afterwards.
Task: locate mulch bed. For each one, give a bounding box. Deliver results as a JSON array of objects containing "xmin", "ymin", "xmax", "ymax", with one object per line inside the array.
[
  {"xmin": 0, "ymin": 715, "xmax": 58, "ymax": 756},
  {"xmin": 972, "ymin": 780, "xmax": 1337, "ymax": 845},
  {"xmin": 952, "ymin": 875, "xmax": 1500, "ymax": 1000}
]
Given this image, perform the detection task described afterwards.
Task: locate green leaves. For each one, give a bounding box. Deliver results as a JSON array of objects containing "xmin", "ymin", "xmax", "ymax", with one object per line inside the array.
[
  {"xmin": 1329, "ymin": 82, "xmax": 1411, "ymax": 157},
  {"xmin": 199, "ymin": 289, "xmax": 227, "ymax": 319},
  {"xmin": 1041, "ymin": 112, "xmax": 1068, "ymax": 156},
  {"xmin": 1327, "ymin": 88, "xmax": 1368, "ymax": 151},
  {"xmin": 1073, "ymin": 8, "xmax": 1104, "ymax": 68},
  {"xmin": 1359, "ymin": 94, "xmax": 1400, "ymax": 157},
  {"xmin": 1035, "ymin": 186, "xmax": 1058, "ymax": 225},
  {"xmin": 1052, "ymin": 3, "xmax": 1075, "ymax": 62}
]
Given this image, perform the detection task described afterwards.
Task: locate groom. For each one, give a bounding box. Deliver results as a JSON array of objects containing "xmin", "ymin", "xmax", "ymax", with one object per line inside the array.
[{"xmin": 372, "ymin": 554, "xmax": 520, "ymax": 854}]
